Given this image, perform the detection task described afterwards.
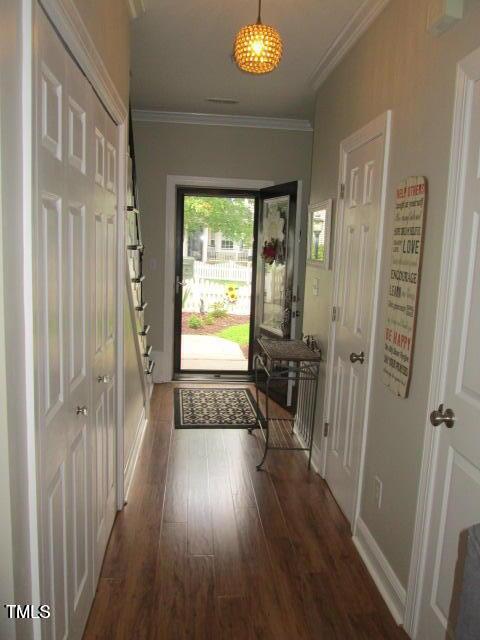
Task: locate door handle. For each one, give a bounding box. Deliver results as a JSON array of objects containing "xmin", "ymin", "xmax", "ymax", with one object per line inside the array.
[
  {"xmin": 176, "ymin": 277, "xmax": 187, "ymax": 294},
  {"xmin": 76, "ymin": 406, "xmax": 88, "ymax": 417},
  {"xmin": 430, "ymin": 404, "xmax": 456, "ymax": 429},
  {"xmin": 350, "ymin": 351, "xmax": 365, "ymax": 364},
  {"xmin": 97, "ymin": 375, "xmax": 112, "ymax": 384}
]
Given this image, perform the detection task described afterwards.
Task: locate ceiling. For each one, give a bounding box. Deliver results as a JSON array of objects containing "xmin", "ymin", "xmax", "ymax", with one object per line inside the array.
[{"xmin": 130, "ymin": 0, "xmax": 366, "ymax": 121}]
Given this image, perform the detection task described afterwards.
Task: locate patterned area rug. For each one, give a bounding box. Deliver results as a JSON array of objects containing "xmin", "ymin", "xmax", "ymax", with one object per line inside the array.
[{"xmin": 174, "ymin": 388, "xmax": 259, "ymax": 429}]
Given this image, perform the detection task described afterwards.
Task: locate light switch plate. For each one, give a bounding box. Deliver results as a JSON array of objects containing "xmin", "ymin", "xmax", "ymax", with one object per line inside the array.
[{"xmin": 313, "ymin": 278, "xmax": 319, "ymax": 296}]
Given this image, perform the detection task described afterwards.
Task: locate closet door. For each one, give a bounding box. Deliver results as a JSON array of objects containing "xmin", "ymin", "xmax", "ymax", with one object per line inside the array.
[
  {"xmin": 35, "ymin": 5, "xmax": 119, "ymax": 637},
  {"xmin": 36, "ymin": 8, "xmax": 93, "ymax": 639},
  {"xmin": 64, "ymin": 40, "xmax": 94, "ymax": 640},
  {"xmin": 91, "ymin": 94, "xmax": 118, "ymax": 580}
]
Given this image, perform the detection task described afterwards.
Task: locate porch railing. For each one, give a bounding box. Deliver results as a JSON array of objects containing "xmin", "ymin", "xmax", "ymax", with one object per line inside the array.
[
  {"xmin": 194, "ymin": 261, "xmax": 252, "ymax": 283},
  {"xmin": 207, "ymin": 247, "xmax": 251, "ymax": 262}
]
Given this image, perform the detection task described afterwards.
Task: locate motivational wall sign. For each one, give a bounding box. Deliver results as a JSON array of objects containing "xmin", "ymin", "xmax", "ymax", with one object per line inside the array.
[{"xmin": 382, "ymin": 176, "xmax": 427, "ymax": 398}]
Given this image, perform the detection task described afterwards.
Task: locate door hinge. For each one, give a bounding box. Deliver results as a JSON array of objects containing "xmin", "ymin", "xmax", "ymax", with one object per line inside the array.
[
  {"xmin": 324, "ymin": 422, "xmax": 329, "ymax": 437},
  {"xmin": 340, "ymin": 183, "xmax": 345, "ymax": 199},
  {"xmin": 332, "ymin": 306, "xmax": 338, "ymax": 321}
]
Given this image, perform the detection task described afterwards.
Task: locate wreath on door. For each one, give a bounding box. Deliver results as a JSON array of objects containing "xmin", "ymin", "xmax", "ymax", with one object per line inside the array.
[{"xmin": 261, "ymin": 240, "xmax": 277, "ymax": 264}]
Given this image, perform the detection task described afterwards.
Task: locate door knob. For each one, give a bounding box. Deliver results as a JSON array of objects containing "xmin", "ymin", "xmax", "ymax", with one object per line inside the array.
[
  {"xmin": 430, "ymin": 404, "xmax": 456, "ymax": 429},
  {"xmin": 175, "ymin": 277, "xmax": 187, "ymax": 293},
  {"xmin": 76, "ymin": 406, "xmax": 88, "ymax": 416},
  {"xmin": 350, "ymin": 351, "xmax": 365, "ymax": 364},
  {"xmin": 97, "ymin": 374, "xmax": 112, "ymax": 384}
]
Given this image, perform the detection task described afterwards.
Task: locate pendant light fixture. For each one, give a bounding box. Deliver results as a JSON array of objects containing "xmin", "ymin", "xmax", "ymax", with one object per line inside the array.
[{"xmin": 234, "ymin": 0, "xmax": 283, "ymax": 74}]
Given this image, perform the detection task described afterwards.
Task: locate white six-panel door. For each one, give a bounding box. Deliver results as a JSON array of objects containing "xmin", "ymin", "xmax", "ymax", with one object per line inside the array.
[
  {"xmin": 92, "ymin": 95, "xmax": 118, "ymax": 581},
  {"xmin": 325, "ymin": 123, "xmax": 387, "ymax": 525},
  {"xmin": 35, "ymin": 7, "xmax": 118, "ymax": 639},
  {"xmin": 417, "ymin": 73, "xmax": 480, "ymax": 640}
]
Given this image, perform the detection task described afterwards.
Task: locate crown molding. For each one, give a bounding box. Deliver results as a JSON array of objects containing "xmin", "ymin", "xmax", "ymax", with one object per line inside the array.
[
  {"xmin": 40, "ymin": 0, "xmax": 127, "ymax": 122},
  {"xmin": 309, "ymin": 0, "xmax": 391, "ymax": 90},
  {"xmin": 127, "ymin": 0, "xmax": 146, "ymax": 20},
  {"xmin": 132, "ymin": 109, "xmax": 313, "ymax": 131}
]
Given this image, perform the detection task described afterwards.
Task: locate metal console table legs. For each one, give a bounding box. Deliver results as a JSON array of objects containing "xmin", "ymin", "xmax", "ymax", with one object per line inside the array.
[{"xmin": 250, "ymin": 338, "xmax": 322, "ymax": 471}]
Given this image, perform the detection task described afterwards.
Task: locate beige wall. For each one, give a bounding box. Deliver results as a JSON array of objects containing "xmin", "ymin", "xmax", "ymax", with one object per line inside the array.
[
  {"xmin": 133, "ymin": 120, "xmax": 313, "ymax": 355},
  {"xmin": 73, "ymin": 0, "xmax": 131, "ymax": 106},
  {"xmin": 307, "ymin": 0, "xmax": 480, "ymax": 588}
]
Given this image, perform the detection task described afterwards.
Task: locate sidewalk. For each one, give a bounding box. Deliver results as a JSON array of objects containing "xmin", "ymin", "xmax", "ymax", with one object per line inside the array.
[{"xmin": 181, "ymin": 334, "xmax": 248, "ymax": 371}]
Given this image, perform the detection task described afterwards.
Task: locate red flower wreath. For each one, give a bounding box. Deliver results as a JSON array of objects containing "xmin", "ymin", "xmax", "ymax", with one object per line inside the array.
[{"xmin": 262, "ymin": 240, "xmax": 277, "ymax": 264}]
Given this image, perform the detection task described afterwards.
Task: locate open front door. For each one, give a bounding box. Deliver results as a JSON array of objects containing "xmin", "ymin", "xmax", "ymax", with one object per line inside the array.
[{"xmin": 254, "ymin": 181, "xmax": 299, "ymax": 407}]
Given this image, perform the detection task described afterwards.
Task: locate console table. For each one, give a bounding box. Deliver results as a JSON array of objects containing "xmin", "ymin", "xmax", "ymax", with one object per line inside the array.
[{"xmin": 251, "ymin": 338, "xmax": 322, "ymax": 470}]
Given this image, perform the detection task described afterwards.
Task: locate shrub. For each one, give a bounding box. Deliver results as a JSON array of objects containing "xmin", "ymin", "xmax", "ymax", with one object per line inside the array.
[
  {"xmin": 204, "ymin": 313, "xmax": 214, "ymax": 325},
  {"xmin": 187, "ymin": 315, "xmax": 203, "ymax": 329},
  {"xmin": 210, "ymin": 301, "xmax": 228, "ymax": 318}
]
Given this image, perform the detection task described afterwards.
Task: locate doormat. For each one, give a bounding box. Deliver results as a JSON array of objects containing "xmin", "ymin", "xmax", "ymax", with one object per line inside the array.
[{"xmin": 174, "ymin": 388, "xmax": 259, "ymax": 429}]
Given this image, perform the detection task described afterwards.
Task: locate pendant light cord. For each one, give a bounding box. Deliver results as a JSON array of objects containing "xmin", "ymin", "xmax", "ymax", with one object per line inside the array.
[{"xmin": 256, "ymin": 0, "xmax": 262, "ymax": 24}]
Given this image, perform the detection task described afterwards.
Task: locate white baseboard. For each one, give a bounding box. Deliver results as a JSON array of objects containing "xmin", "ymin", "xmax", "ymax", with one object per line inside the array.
[
  {"xmin": 310, "ymin": 441, "xmax": 322, "ymax": 474},
  {"xmin": 353, "ymin": 518, "xmax": 406, "ymax": 626},
  {"xmin": 123, "ymin": 407, "xmax": 148, "ymax": 501},
  {"xmin": 293, "ymin": 428, "xmax": 322, "ymax": 474}
]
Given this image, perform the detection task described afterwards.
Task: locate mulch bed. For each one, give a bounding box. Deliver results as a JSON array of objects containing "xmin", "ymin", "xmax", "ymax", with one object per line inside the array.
[{"xmin": 181, "ymin": 312, "xmax": 251, "ymax": 358}]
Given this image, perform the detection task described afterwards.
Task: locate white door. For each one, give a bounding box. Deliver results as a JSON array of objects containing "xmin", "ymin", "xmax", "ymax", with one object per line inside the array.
[
  {"xmin": 417, "ymin": 68, "xmax": 480, "ymax": 639},
  {"xmin": 325, "ymin": 117, "xmax": 389, "ymax": 524},
  {"xmin": 35, "ymin": 6, "xmax": 118, "ymax": 638},
  {"xmin": 36, "ymin": 9, "xmax": 93, "ymax": 639},
  {"xmin": 91, "ymin": 92, "xmax": 118, "ymax": 580}
]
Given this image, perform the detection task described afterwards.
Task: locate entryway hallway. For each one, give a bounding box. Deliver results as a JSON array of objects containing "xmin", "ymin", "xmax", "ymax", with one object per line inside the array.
[{"xmin": 84, "ymin": 383, "xmax": 407, "ymax": 639}]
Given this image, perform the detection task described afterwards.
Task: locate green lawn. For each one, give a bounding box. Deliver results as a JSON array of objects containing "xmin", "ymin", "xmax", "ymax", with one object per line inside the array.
[{"xmin": 215, "ymin": 322, "xmax": 250, "ymax": 346}]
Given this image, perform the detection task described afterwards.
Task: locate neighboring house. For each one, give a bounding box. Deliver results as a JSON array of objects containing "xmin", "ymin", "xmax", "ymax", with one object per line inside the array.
[{"xmin": 184, "ymin": 228, "xmax": 252, "ymax": 263}]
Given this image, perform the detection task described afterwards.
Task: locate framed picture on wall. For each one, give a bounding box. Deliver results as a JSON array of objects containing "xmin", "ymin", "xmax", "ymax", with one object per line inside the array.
[{"xmin": 307, "ymin": 199, "xmax": 332, "ymax": 269}]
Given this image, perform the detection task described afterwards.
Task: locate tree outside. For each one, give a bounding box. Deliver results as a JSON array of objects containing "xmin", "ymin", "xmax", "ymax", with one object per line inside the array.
[{"xmin": 184, "ymin": 196, "xmax": 254, "ymax": 248}]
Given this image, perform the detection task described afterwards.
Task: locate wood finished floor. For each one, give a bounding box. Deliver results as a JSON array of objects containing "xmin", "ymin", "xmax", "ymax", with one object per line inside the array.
[{"xmin": 83, "ymin": 383, "xmax": 408, "ymax": 640}]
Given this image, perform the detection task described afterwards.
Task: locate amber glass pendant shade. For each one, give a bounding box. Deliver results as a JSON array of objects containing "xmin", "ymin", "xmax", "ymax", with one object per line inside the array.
[{"xmin": 234, "ymin": 1, "xmax": 283, "ymax": 74}]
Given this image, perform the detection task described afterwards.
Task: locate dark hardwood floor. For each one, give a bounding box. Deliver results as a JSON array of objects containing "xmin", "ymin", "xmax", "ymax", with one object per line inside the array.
[{"xmin": 83, "ymin": 383, "xmax": 408, "ymax": 639}]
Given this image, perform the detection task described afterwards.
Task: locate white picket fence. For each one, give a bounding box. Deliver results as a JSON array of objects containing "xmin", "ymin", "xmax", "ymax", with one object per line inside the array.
[
  {"xmin": 182, "ymin": 280, "xmax": 251, "ymax": 316},
  {"xmin": 193, "ymin": 261, "xmax": 252, "ymax": 284},
  {"xmin": 181, "ymin": 261, "xmax": 253, "ymax": 316}
]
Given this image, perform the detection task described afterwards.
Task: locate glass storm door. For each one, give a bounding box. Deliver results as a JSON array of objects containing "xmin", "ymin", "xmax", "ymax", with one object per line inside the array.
[
  {"xmin": 254, "ymin": 181, "xmax": 299, "ymax": 406},
  {"xmin": 174, "ymin": 188, "xmax": 257, "ymax": 375}
]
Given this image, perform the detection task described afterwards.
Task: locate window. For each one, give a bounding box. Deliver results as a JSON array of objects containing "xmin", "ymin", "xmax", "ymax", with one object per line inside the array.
[{"xmin": 221, "ymin": 239, "xmax": 234, "ymax": 249}]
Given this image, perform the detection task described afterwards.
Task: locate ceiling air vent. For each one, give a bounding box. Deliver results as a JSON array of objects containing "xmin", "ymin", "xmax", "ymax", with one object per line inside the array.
[{"xmin": 206, "ymin": 98, "xmax": 239, "ymax": 105}]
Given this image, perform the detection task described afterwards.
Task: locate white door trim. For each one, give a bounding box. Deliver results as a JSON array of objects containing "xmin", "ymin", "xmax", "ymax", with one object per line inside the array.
[
  {"xmin": 156, "ymin": 175, "xmax": 274, "ymax": 383},
  {"xmin": 404, "ymin": 47, "xmax": 480, "ymax": 639},
  {"xmin": 22, "ymin": 3, "xmax": 43, "ymax": 639},
  {"xmin": 321, "ymin": 111, "xmax": 392, "ymax": 531},
  {"xmin": 115, "ymin": 120, "xmax": 128, "ymax": 510}
]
